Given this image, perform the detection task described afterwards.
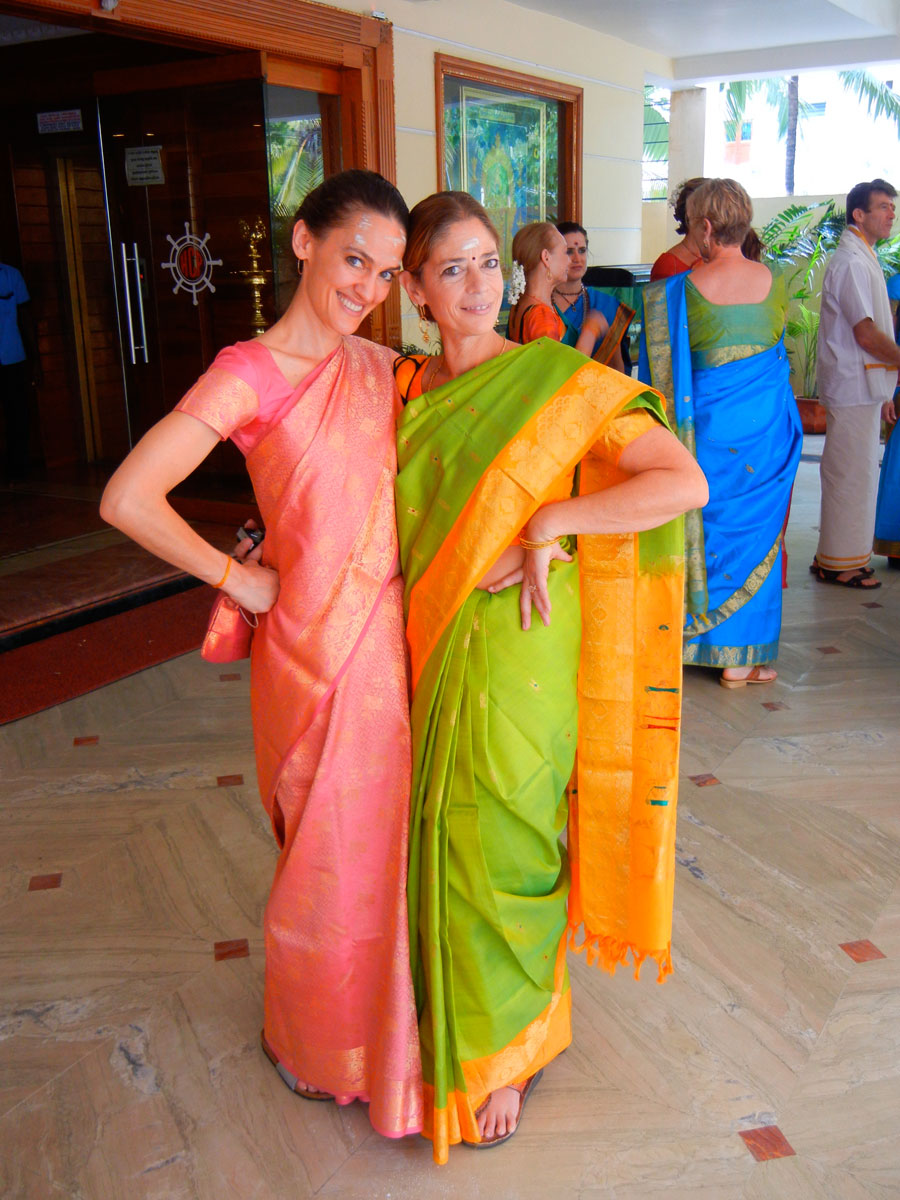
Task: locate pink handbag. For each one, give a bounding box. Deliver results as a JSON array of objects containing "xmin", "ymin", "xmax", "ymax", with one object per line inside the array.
[{"xmin": 200, "ymin": 592, "xmax": 258, "ymax": 662}]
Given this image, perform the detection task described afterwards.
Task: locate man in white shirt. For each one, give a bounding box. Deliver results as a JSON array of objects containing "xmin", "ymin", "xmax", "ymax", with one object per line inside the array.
[{"xmin": 813, "ymin": 179, "xmax": 899, "ymax": 588}]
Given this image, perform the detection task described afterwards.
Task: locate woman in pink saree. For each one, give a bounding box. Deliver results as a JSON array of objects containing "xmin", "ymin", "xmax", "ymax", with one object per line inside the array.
[{"xmin": 101, "ymin": 170, "xmax": 422, "ymax": 1138}]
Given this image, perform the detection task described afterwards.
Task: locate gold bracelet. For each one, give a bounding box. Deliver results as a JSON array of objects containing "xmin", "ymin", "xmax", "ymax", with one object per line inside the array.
[
  {"xmin": 212, "ymin": 555, "xmax": 233, "ymax": 589},
  {"xmin": 519, "ymin": 534, "xmax": 561, "ymax": 551}
]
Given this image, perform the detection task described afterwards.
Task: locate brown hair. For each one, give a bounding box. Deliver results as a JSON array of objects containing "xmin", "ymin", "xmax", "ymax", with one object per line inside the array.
[
  {"xmin": 403, "ymin": 191, "xmax": 499, "ymax": 320},
  {"xmin": 512, "ymin": 221, "xmax": 559, "ymax": 273},
  {"xmin": 671, "ymin": 177, "xmax": 707, "ymax": 236},
  {"xmin": 686, "ymin": 178, "xmax": 753, "ymax": 247},
  {"xmin": 295, "ymin": 168, "xmax": 408, "ymax": 237}
]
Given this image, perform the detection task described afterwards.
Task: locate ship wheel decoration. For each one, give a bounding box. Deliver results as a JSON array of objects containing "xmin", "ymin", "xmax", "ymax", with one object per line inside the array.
[{"xmin": 161, "ymin": 222, "xmax": 222, "ymax": 305}]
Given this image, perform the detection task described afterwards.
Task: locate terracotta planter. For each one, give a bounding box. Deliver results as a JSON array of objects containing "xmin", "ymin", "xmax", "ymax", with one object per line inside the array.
[{"xmin": 796, "ymin": 397, "xmax": 827, "ymax": 434}]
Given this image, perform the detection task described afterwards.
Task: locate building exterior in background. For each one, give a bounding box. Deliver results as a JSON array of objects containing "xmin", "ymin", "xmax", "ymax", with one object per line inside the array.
[
  {"xmin": 1, "ymin": 0, "xmax": 898, "ymax": 489},
  {"xmin": 703, "ymin": 67, "xmax": 900, "ymax": 200}
]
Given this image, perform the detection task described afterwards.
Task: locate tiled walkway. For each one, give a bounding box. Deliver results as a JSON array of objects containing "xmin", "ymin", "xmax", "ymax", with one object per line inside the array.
[{"xmin": 2, "ymin": 440, "xmax": 899, "ymax": 1198}]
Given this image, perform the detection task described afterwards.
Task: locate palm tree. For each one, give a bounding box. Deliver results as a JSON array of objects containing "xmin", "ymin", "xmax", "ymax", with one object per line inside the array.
[
  {"xmin": 720, "ymin": 70, "xmax": 900, "ymax": 196},
  {"xmin": 721, "ymin": 76, "xmax": 811, "ymax": 195}
]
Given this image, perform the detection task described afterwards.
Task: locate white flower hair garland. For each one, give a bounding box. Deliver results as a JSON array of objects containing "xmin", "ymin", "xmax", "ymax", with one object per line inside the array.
[{"xmin": 507, "ymin": 260, "xmax": 526, "ymax": 305}]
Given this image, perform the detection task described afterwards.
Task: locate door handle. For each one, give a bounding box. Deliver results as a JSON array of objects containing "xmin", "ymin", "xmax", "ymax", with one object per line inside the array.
[{"xmin": 119, "ymin": 241, "xmax": 149, "ymax": 364}]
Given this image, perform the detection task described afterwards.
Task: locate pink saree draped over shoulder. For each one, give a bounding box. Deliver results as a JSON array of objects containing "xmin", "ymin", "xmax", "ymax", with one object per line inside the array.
[{"xmin": 176, "ymin": 336, "xmax": 423, "ymax": 1137}]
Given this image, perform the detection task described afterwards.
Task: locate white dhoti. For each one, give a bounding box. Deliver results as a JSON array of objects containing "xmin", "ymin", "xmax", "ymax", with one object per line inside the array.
[{"xmin": 816, "ymin": 403, "xmax": 882, "ymax": 571}]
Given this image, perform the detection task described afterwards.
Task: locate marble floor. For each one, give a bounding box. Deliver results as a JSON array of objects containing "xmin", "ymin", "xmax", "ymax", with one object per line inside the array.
[{"xmin": 1, "ymin": 439, "xmax": 899, "ymax": 1199}]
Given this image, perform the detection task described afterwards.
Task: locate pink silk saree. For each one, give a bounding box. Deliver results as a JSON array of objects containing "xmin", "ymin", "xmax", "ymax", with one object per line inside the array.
[{"xmin": 177, "ymin": 336, "xmax": 423, "ymax": 1137}]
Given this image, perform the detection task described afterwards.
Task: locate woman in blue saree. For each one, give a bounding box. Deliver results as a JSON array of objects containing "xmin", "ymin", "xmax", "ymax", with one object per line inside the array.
[
  {"xmin": 640, "ymin": 178, "xmax": 802, "ymax": 686},
  {"xmin": 553, "ymin": 221, "xmax": 634, "ymax": 373}
]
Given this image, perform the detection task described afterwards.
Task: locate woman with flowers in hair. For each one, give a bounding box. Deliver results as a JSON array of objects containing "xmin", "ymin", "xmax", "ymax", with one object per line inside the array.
[
  {"xmin": 393, "ymin": 191, "xmax": 707, "ymax": 1162},
  {"xmin": 507, "ymin": 221, "xmax": 611, "ymax": 354}
]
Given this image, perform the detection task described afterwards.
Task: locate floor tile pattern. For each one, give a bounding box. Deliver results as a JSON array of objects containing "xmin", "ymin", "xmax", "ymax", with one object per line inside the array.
[
  {"xmin": 739, "ymin": 1125, "xmax": 797, "ymax": 1161},
  {"xmin": 839, "ymin": 939, "xmax": 887, "ymax": 964},
  {"xmin": 1, "ymin": 444, "xmax": 899, "ymax": 1198}
]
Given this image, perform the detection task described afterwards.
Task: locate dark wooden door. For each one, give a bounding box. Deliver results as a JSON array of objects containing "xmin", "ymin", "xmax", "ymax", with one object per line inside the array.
[{"xmin": 98, "ymin": 74, "xmax": 274, "ymax": 477}]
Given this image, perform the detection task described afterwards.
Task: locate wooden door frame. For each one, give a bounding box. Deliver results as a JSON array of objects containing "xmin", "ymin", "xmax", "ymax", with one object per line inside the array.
[{"xmin": 1, "ymin": 0, "xmax": 401, "ymax": 345}]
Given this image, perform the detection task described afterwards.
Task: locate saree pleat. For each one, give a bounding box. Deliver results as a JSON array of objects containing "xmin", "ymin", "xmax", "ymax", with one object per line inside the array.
[
  {"xmin": 640, "ymin": 274, "xmax": 802, "ymax": 666},
  {"xmin": 397, "ymin": 340, "xmax": 684, "ymax": 1162}
]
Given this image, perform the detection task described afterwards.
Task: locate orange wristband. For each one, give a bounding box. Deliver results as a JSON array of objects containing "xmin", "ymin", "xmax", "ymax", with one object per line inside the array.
[{"xmin": 212, "ymin": 555, "xmax": 233, "ymax": 589}]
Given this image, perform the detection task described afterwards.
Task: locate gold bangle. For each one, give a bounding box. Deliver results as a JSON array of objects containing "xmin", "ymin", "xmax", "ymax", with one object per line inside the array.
[
  {"xmin": 519, "ymin": 534, "xmax": 561, "ymax": 551},
  {"xmin": 212, "ymin": 555, "xmax": 233, "ymax": 589}
]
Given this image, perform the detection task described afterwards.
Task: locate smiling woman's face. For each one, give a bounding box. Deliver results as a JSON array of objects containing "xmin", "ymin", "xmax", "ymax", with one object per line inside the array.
[
  {"xmin": 292, "ymin": 207, "xmax": 406, "ymax": 336},
  {"xmin": 403, "ymin": 216, "xmax": 504, "ymax": 338}
]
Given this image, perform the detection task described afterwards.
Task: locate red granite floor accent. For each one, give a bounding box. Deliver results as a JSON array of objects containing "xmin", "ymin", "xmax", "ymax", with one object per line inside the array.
[
  {"xmin": 762, "ymin": 701, "xmax": 789, "ymax": 711},
  {"xmin": 73, "ymin": 735, "xmax": 99, "ymax": 746},
  {"xmin": 214, "ymin": 939, "xmax": 250, "ymax": 962},
  {"xmin": 28, "ymin": 873, "xmax": 63, "ymax": 891},
  {"xmin": 0, "ymin": 521, "xmax": 232, "ymax": 640},
  {"xmin": 840, "ymin": 939, "xmax": 887, "ymax": 963},
  {"xmin": 739, "ymin": 1126, "xmax": 796, "ymax": 1161},
  {"xmin": 817, "ymin": 645, "xmax": 841, "ymax": 654},
  {"xmin": 217, "ymin": 774, "xmax": 244, "ymax": 787},
  {"xmin": 219, "ymin": 673, "xmax": 241, "ymax": 682},
  {"xmin": 861, "ymin": 601, "xmax": 883, "ymax": 609},
  {"xmin": 689, "ymin": 773, "xmax": 720, "ymax": 787},
  {"xmin": 0, "ymin": 586, "xmax": 214, "ymax": 725}
]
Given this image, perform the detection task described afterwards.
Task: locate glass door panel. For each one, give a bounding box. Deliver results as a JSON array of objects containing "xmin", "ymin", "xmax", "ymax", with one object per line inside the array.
[{"xmin": 98, "ymin": 77, "xmax": 273, "ymax": 477}]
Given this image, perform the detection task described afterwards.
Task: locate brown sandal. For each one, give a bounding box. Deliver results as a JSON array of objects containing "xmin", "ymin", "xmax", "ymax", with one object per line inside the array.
[
  {"xmin": 466, "ymin": 1069, "xmax": 544, "ymax": 1148},
  {"xmin": 719, "ymin": 665, "xmax": 777, "ymax": 689},
  {"xmin": 260, "ymin": 1031, "xmax": 333, "ymax": 1101},
  {"xmin": 810, "ymin": 561, "xmax": 880, "ymax": 588}
]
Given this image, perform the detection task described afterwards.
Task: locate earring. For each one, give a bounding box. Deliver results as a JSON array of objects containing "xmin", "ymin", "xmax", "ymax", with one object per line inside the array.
[
  {"xmin": 546, "ymin": 267, "xmax": 554, "ymax": 283},
  {"xmin": 296, "ymin": 257, "xmax": 302, "ymax": 276},
  {"xmin": 417, "ymin": 306, "xmax": 431, "ymax": 346}
]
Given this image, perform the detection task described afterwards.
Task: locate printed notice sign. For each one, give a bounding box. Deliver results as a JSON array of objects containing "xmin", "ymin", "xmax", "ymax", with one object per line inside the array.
[
  {"xmin": 125, "ymin": 146, "xmax": 165, "ymax": 187},
  {"xmin": 37, "ymin": 109, "xmax": 83, "ymax": 134}
]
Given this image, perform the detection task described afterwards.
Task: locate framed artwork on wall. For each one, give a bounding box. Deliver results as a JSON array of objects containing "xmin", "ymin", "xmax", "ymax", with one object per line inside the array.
[{"xmin": 435, "ymin": 54, "xmax": 582, "ymax": 278}]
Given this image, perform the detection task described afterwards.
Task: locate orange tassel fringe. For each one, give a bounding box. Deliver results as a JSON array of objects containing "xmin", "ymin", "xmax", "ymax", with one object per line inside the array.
[{"xmin": 567, "ymin": 926, "xmax": 673, "ymax": 984}]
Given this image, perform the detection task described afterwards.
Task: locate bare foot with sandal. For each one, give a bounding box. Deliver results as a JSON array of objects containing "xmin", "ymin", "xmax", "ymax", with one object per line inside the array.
[
  {"xmin": 467, "ymin": 1070, "xmax": 543, "ymax": 1148},
  {"xmin": 810, "ymin": 559, "xmax": 882, "ymax": 589},
  {"xmin": 720, "ymin": 665, "xmax": 778, "ymax": 688}
]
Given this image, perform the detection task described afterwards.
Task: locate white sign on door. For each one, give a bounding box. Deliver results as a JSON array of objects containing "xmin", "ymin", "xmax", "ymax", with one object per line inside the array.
[{"xmin": 125, "ymin": 146, "xmax": 165, "ymax": 187}]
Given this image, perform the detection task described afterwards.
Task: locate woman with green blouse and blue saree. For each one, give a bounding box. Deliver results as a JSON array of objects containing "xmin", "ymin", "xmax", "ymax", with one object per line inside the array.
[{"xmin": 640, "ymin": 178, "xmax": 802, "ymax": 686}]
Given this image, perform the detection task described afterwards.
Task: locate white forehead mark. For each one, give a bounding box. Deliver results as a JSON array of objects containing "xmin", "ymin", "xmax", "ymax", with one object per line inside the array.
[
  {"xmin": 385, "ymin": 234, "xmax": 406, "ymax": 246},
  {"xmin": 353, "ymin": 233, "xmax": 368, "ymax": 246},
  {"xmin": 357, "ymin": 215, "xmax": 372, "ymax": 229}
]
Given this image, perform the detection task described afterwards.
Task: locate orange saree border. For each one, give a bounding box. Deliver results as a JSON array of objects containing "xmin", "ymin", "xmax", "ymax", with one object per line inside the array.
[
  {"xmin": 405, "ymin": 360, "xmax": 655, "ymax": 689},
  {"xmin": 569, "ymin": 451, "xmax": 684, "ymax": 982},
  {"xmin": 424, "ymin": 941, "xmax": 571, "ymax": 1162}
]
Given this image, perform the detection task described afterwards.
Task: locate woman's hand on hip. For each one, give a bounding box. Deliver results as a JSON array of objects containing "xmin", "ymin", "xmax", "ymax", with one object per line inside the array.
[
  {"xmin": 224, "ymin": 559, "xmax": 280, "ymax": 614},
  {"xmin": 518, "ymin": 542, "xmax": 572, "ymax": 630}
]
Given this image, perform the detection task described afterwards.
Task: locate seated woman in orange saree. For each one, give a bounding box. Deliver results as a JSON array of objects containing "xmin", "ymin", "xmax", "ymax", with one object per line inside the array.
[{"xmin": 100, "ymin": 170, "xmax": 422, "ymax": 1138}]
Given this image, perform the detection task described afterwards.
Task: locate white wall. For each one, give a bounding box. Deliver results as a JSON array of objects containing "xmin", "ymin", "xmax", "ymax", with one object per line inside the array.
[{"xmin": 339, "ymin": 0, "xmax": 671, "ymax": 344}]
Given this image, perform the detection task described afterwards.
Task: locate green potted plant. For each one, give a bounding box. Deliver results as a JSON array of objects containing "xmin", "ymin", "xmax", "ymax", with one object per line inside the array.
[{"xmin": 762, "ymin": 200, "xmax": 843, "ymax": 432}]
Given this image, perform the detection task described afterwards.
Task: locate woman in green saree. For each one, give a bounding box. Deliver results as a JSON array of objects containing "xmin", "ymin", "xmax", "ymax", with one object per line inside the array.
[{"xmin": 394, "ymin": 192, "xmax": 707, "ymax": 1163}]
